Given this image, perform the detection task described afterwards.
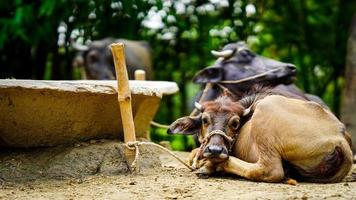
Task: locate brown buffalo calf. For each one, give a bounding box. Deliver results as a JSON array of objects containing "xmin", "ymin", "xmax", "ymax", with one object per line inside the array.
[{"xmin": 168, "ymin": 95, "xmax": 353, "ymax": 183}]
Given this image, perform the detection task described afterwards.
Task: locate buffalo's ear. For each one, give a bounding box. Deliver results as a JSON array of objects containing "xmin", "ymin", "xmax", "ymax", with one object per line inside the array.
[
  {"xmin": 167, "ymin": 115, "xmax": 202, "ymax": 135},
  {"xmin": 193, "ymin": 66, "xmax": 222, "ymax": 84}
]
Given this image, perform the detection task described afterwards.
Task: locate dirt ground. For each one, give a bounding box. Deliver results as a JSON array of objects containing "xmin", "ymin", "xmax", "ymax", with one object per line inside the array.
[{"xmin": 1, "ymin": 152, "xmax": 355, "ymax": 200}]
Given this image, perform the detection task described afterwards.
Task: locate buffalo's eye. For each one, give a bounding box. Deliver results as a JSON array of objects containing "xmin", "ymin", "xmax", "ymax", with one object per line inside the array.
[
  {"xmin": 238, "ymin": 49, "xmax": 254, "ymax": 62},
  {"xmin": 229, "ymin": 117, "xmax": 240, "ymax": 130},
  {"xmin": 201, "ymin": 113, "xmax": 210, "ymax": 125},
  {"xmin": 202, "ymin": 116, "xmax": 208, "ymax": 125},
  {"xmin": 239, "ymin": 49, "xmax": 251, "ymax": 57}
]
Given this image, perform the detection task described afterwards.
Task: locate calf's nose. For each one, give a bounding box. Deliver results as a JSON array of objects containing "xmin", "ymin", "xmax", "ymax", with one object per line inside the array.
[{"xmin": 206, "ymin": 145, "xmax": 223, "ymax": 156}]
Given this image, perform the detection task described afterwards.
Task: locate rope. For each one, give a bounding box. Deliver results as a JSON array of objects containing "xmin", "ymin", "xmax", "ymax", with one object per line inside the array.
[
  {"xmin": 218, "ymin": 67, "xmax": 283, "ymax": 84},
  {"xmin": 150, "ymin": 121, "xmax": 170, "ymax": 129},
  {"xmin": 125, "ymin": 141, "xmax": 195, "ymax": 171},
  {"xmin": 203, "ymin": 130, "xmax": 234, "ymax": 143},
  {"xmin": 201, "ymin": 130, "xmax": 237, "ymax": 153}
]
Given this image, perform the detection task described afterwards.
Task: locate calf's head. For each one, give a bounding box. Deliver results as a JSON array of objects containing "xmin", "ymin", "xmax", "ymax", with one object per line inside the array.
[{"xmin": 168, "ymin": 96, "xmax": 247, "ymax": 163}]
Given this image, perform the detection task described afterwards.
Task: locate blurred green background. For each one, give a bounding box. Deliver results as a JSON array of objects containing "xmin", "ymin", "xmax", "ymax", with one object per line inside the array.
[{"xmin": 1, "ymin": 0, "xmax": 355, "ymax": 150}]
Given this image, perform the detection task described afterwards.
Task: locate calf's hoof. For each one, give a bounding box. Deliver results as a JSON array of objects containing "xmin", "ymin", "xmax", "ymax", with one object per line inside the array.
[
  {"xmin": 196, "ymin": 172, "xmax": 210, "ymax": 179},
  {"xmin": 195, "ymin": 166, "xmax": 213, "ymax": 179},
  {"xmin": 283, "ymin": 178, "xmax": 298, "ymax": 186}
]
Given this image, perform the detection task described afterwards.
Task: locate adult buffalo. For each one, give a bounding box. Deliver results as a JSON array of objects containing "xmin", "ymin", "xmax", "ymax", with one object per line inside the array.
[
  {"xmin": 72, "ymin": 38, "xmax": 153, "ymax": 80},
  {"xmin": 192, "ymin": 41, "xmax": 326, "ymax": 114}
]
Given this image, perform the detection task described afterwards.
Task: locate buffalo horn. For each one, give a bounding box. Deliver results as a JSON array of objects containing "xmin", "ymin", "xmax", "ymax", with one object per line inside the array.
[
  {"xmin": 71, "ymin": 41, "xmax": 89, "ymax": 51},
  {"xmin": 194, "ymin": 102, "xmax": 203, "ymax": 112},
  {"xmin": 237, "ymin": 46, "xmax": 249, "ymax": 53},
  {"xmin": 211, "ymin": 49, "xmax": 234, "ymax": 58},
  {"xmin": 243, "ymin": 106, "xmax": 252, "ymax": 116}
]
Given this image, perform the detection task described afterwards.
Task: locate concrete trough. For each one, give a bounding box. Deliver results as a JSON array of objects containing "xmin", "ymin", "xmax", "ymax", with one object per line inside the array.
[{"xmin": 0, "ymin": 80, "xmax": 178, "ymax": 148}]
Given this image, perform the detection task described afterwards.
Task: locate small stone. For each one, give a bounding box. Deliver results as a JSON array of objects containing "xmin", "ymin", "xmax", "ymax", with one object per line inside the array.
[{"xmin": 129, "ymin": 181, "xmax": 137, "ymax": 185}]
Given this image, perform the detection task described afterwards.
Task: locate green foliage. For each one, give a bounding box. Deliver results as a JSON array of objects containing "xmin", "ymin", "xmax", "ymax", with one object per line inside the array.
[
  {"xmin": 251, "ymin": 0, "xmax": 355, "ymax": 114},
  {"xmin": 0, "ymin": 0, "xmax": 354, "ymax": 150}
]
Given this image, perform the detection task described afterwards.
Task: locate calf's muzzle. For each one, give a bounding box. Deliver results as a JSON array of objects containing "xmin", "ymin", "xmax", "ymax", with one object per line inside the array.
[{"xmin": 202, "ymin": 130, "xmax": 232, "ymax": 162}]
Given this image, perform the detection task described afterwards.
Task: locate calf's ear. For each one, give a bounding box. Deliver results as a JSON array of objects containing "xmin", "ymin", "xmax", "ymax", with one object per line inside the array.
[
  {"xmin": 193, "ymin": 66, "xmax": 222, "ymax": 84},
  {"xmin": 167, "ymin": 115, "xmax": 202, "ymax": 135}
]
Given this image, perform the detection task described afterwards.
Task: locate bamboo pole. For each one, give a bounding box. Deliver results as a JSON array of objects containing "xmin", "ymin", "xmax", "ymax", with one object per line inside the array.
[{"xmin": 110, "ymin": 43, "xmax": 136, "ymax": 169}]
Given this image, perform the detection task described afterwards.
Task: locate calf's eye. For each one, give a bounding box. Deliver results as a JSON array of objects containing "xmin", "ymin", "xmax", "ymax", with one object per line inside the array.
[
  {"xmin": 229, "ymin": 118, "xmax": 240, "ymax": 130},
  {"xmin": 202, "ymin": 117, "xmax": 208, "ymax": 125}
]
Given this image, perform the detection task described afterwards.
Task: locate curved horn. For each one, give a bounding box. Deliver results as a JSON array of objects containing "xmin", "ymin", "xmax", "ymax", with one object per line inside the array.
[
  {"xmin": 237, "ymin": 46, "xmax": 249, "ymax": 53},
  {"xmin": 71, "ymin": 40, "xmax": 89, "ymax": 51},
  {"xmin": 243, "ymin": 106, "xmax": 251, "ymax": 116},
  {"xmin": 211, "ymin": 49, "xmax": 234, "ymax": 58},
  {"xmin": 194, "ymin": 102, "xmax": 203, "ymax": 112}
]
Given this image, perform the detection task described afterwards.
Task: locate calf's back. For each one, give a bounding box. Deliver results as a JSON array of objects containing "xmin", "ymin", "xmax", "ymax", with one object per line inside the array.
[{"xmin": 234, "ymin": 95, "xmax": 353, "ymax": 182}]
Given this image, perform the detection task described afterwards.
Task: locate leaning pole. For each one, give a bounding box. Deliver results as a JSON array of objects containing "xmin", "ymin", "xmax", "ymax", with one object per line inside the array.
[{"xmin": 110, "ymin": 43, "xmax": 137, "ymax": 170}]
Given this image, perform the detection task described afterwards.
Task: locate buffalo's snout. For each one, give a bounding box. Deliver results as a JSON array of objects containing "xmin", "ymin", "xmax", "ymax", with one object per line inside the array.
[
  {"xmin": 203, "ymin": 135, "xmax": 229, "ymax": 162},
  {"xmin": 286, "ymin": 64, "xmax": 297, "ymax": 74},
  {"xmin": 205, "ymin": 145, "xmax": 226, "ymax": 155},
  {"xmin": 268, "ymin": 63, "xmax": 297, "ymax": 84}
]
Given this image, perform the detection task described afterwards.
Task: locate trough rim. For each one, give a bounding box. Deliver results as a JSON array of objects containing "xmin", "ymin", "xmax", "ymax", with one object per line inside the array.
[{"xmin": 0, "ymin": 79, "xmax": 179, "ymax": 97}]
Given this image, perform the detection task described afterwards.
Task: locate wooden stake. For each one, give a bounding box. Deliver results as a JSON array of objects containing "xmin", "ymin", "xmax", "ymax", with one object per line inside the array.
[{"xmin": 110, "ymin": 43, "xmax": 136, "ymax": 169}]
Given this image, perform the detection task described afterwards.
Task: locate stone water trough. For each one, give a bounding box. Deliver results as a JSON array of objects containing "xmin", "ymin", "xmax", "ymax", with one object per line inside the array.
[{"xmin": 0, "ymin": 79, "xmax": 178, "ymax": 148}]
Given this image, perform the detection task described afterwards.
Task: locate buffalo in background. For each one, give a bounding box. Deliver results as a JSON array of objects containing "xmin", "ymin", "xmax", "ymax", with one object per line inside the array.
[
  {"xmin": 192, "ymin": 41, "xmax": 327, "ymax": 108},
  {"xmin": 72, "ymin": 38, "xmax": 153, "ymax": 80}
]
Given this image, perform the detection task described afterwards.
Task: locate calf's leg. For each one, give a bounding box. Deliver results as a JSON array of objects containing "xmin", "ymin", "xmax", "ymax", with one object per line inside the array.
[
  {"xmin": 187, "ymin": 148, "xmax": 200, "ymax": 168},
  {"xmin": 219, "ymin": 156, "xmax": 285, "ymax": 183},
  {"xmin": 188, "ymin": 148, "xmax": 217, "ymax": 177}
]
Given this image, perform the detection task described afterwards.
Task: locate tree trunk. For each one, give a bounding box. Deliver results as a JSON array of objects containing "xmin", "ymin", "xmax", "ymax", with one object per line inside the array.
[{"xmin": 341, "ymin": 15, "xmax": 356, "ymax": 152}]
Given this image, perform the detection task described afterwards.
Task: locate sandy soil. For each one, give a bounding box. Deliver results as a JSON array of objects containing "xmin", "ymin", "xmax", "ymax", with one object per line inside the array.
[{"xmin": 1, "ymin": 152, "xmax": 355, "ymax": 200}]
